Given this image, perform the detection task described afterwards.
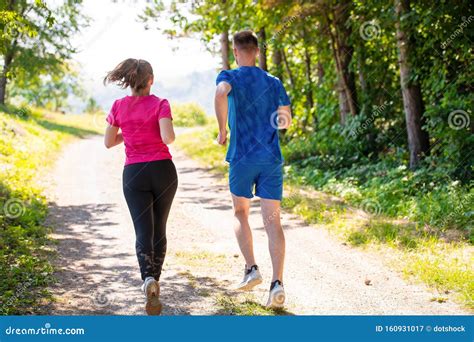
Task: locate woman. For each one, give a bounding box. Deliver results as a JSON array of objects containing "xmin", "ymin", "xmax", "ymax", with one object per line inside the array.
[{"xmin": 103, "ymin": 58, "xmax": 177, "ymax": 315}]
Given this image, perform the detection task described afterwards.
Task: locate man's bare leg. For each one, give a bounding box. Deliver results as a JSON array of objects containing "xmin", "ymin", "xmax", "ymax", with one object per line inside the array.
[
  {"xmin": 260, "ymin": 198, "xmax": 285, "ymax": 282},
  {"xmin": 231, "ymin": 194, "xmax": 256, "ymax": 267}
]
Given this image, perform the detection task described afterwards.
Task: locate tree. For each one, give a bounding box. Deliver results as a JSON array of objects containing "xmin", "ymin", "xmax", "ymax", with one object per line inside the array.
[
  {"xmin": 85, "ymin": 97, "xmax": 101, "ymax": 114},
  {"xmin": 395, "ymin": 0, "xmax": 430, "ymax": 169},
  {"xmin": 257, "ymin": 27, "xmax": 267, "ymax": 71},
  {"xmin": 0, "ymin": 0, "xmax": 86, "ymax": 105},
  {"xmin": 0, "ymin": 0, "xmax": 43, "ymax": 104},
  {"xmin": 10, "ymin": 61, "xmax": 84, "ymax": 111},
  {"xmin": 220, "ymin": 30, "xmax": 230, "ymax": 70},
  {"xmin": 142, "ymin": 0, "xmax": 470, "ymax": 182},
  {"xmin": 140, "ymin": 0, "xmax": 240, "ymax": 70},
  {"xmin": 301, "ymin": 25, "xmax": 314, "ymax": 122},
  {"xmin": 218, "ymin": 0, "xmax": 231, "ymax": 70},
  {"xmin": 271, "ymin": 48, "xmax": 283, "ymax": 80},
  {"xmin": 324, "ymin": 0, "xmax": 358, "ymax": 124}
]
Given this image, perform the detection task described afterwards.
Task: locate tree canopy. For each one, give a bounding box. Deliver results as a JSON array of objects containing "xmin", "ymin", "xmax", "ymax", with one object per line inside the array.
[
  {"xmin": 142, "ymin": 0, "xmax": 473, "ymax": 177},
  {"xmin": 0, "ymin": 0, "xmax": 87, "ymax": 108}
]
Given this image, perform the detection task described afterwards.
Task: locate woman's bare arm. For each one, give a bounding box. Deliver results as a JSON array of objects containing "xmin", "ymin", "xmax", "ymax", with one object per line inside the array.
[
  {"xmin": 159, "ymin": 118, "xmax": 175, "ymax": 144},
  {"xmin": 104, "ymin": 125, "xmax": 123, "ymax": 148}
]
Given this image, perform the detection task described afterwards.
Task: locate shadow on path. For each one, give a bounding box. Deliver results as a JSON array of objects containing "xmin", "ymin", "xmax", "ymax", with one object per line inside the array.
[{"xmin": 43, "ymin": 202, "xmax": 141, "ymax": 315}]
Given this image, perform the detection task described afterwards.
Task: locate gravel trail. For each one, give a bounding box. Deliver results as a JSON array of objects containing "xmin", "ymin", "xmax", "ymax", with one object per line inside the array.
[{"xmin": 44, "ymin": 135, "xmax": 467, "ymax": 315}]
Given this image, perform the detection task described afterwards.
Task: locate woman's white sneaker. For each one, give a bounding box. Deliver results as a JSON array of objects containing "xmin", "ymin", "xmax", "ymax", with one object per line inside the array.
[
  {"xmin": 141, "ymin": 276, "xmax": 162, "ymax": 315},
  {"xmin": 236, "ymin": 265, "xmax": 263, "ymax": 291},
  {"xmin": 266, "ymin": 280, "xmax": 285, "ymax": 309}
]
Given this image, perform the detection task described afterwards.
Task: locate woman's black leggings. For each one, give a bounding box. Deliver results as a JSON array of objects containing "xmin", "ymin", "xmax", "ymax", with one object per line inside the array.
[{"xmin": 122, "ymin": 159, "xmax": 178, "ymax": 281}]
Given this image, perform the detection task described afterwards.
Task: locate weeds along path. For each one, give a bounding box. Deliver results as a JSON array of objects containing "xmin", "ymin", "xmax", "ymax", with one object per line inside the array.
[{"xmin": 44, "ymin": 135, "xmax": 467, "ymax": 315}]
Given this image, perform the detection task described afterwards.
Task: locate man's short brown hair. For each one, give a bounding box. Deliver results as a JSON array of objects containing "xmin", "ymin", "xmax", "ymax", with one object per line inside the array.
[{"xmin": 233, "ymin": 30, "xmax": 258, "ymax": 51}]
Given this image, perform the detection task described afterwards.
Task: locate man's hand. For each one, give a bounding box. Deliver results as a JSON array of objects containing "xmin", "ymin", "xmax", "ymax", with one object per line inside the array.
[
  {"xmin": 275, "ymin": 105, "xmax": 292, "ymax": 129},
  {"xmin": 216, "ymin": 129, "xmax": 227, "ymax": 145}
]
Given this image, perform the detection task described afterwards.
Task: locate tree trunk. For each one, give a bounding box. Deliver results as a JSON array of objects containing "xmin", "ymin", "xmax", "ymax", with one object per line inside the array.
[
  {"xmin": 220, "ymin": 31, "xmax": 230, "ymax": 70},
  {"xmin": 257, "ymin": 28, "xmax": 267, "ymax": 71},
  {"xmin": 316, "ymin": 60, "xmax": 324, "ymax": 86},
  {"xmin": 0, "ymin": 70, "xmax": 8, "ymax": 106},
  {"xmin": 302, "ymin": 27, "xmax": 314, "ymax": 113},
  {"xmin": 357, "ymin": 45, "xmax": 370, "ymax": 119},
  {"xmin": 358, "ymin": 57, "xmax": 367, "ymax": 94},
  {"xmin": 280, "ymin": 48, "xmax": 295, "ymax": 136},
  {"xmin": 281, "ymin": 48, "xmax": 296, "ymax": 89},
  {"xmin": 327, "ymin": 1, "xmax": 358, "ymax": 124},
  {"xmin": 1, "ymin": 0, "xmax": 23, "ymax": 104},
  {"xmin": 272, "ymin": 48, "xmax": 284, "ymax": 81},
  {"xmin": 0, "ymin": 50, "xmax": 14, "ymax": 105},
  {"xmin": 314, "ymin": 55, "xmax": 324, "ymax": 128},
  {"xmin": 337, "ymin": 78, "xmax": 351, "ymax": 124},
  {"xmin": 303, "ymin": 44, "xmax": 315, "ymax": 129},
  {"xmin": 395, "ymin": 0, "xmax": 430, "ymax": 169}
]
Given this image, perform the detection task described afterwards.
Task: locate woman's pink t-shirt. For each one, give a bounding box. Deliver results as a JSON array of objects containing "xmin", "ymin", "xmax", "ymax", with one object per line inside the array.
[{"xmin": 106, "ymin": 95, "xmax": 172, "ymax": 166}]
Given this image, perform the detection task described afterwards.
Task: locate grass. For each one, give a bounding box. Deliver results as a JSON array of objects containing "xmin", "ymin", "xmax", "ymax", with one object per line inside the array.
[
  {"xmin": 176, "ymin": 125, "xmax": 474, "ymax": 311},
  {"xmin": 177, "ymin": 270, "xmax": 212, "ymax": 297},
  {"xmin": 0, "ymin": 105, "xmax": 101, "ymax": 314},
  {"xmin": 174, "ymin": 250, "xmax": 227, "ymax": 268},
  {"xmin": 175, "ymin": 124, "xmax": 228, "ymax": 174},
  {"xmin": 173, "ymin": 247, "xmax": 290, "ymax": 315},
  {"xmin": 215, "ymin": 294, "xmax": 291, "ymax": 316}
]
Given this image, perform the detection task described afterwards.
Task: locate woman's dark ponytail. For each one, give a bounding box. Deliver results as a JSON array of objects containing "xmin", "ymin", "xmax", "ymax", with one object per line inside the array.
[{"xmin": 104, "ymin": 58, "xmax": 153, "ymax": 91}]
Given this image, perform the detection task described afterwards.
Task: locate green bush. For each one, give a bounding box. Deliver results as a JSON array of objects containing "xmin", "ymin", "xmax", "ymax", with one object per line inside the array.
[
  {"xmin": 171, "ymin": 102, "xmax": 208, "ymax": 127},
  {"xmin": 283, "ymin": 138, "xmax": 473, "ymax": 240}
]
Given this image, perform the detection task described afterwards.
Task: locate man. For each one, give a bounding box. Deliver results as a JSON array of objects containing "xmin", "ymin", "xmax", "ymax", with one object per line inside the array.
[{"xmin": 214, "ymin": 30, "xmax": 292, "ymax": 308}]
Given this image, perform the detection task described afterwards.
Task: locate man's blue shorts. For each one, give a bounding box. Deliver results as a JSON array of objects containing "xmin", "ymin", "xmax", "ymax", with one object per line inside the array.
[{"xmin": 229, "ymin": 162, "xmax": 283, "ymax": 201}]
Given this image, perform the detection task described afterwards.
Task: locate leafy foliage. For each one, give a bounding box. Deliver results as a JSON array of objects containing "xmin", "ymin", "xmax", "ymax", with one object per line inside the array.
[
  {"xmin": 142, "ymin": 0, "xmax": 473, "ymax": 237},
  {"xmin": 0, "ymin": 0, "xmax": 88, "ymax": 107},
  {"xmin": 171, "ymin": 102, "xmax": 208, "ymax": 127}
]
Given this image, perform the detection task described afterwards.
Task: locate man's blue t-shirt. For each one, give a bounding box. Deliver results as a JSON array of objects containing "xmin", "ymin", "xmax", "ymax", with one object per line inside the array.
[{"xmin": 216, "ymin": 66, "xmax": 291, "ymax": 164}]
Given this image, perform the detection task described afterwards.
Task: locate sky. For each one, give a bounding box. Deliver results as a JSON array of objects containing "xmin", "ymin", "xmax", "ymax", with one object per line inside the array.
[{"xmin": 71, "ymin": 0, "xmax": 220, "ymax": 114}]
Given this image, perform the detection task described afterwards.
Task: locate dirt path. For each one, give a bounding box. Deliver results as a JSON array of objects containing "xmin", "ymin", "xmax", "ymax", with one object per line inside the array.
[{"xmin": 43, "ymin": 135, "xmax": 467, "ymax": 315}]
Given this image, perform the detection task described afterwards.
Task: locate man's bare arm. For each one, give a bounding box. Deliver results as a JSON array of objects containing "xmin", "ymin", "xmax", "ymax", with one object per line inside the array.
[{"xmin": 214, "ymin": 81, "xmax": 232, "ymax": 145}]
